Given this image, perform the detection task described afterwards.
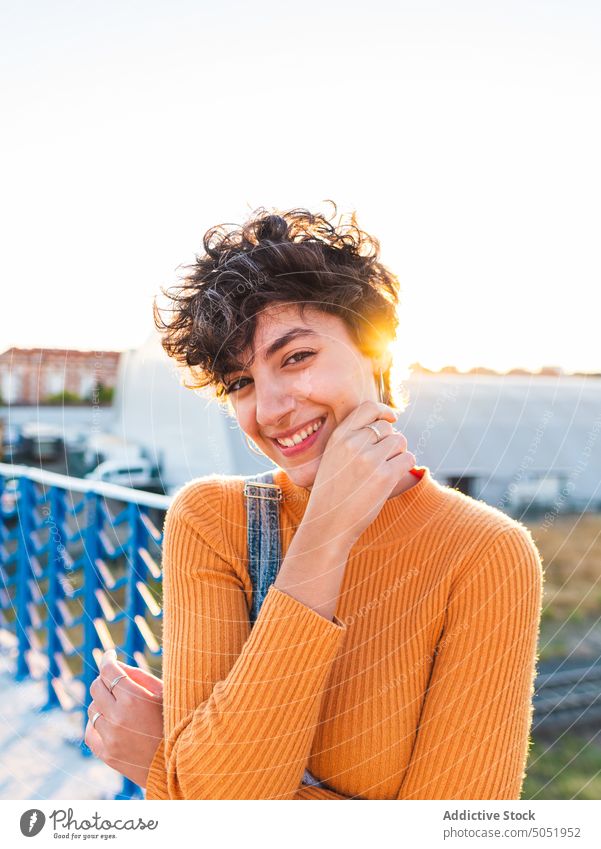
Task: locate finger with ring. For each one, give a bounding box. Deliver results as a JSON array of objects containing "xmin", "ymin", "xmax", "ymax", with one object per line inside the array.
[
  {"xmin": 365, "ymin": 421, "xmax": 392, "ymax": 444},
  {"xmin": 88, "ymin": 700, "xmax": 108, "ymax": 730},
  {"xmin": 107, "ymin": 673, "xmax": 127, "ymax": 694},
  {"xmin": 87, "ymin": 702, "xmax": 104, "ymax": 728},
  {"xmin": 89, "ymin": 676, "xmax": 123, "ymax": 728}
]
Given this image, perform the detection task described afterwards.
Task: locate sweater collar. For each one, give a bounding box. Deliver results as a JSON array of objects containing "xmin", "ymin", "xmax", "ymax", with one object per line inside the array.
[{"xmin": 273, "ymin": 464, "xmax": 451, "ymax": 549}]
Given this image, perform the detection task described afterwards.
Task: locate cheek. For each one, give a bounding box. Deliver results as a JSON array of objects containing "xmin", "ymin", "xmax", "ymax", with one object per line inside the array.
[
  {"xmin": 290, "ymin": 370, "xmax": 317, "ymax": 397},
  {"xmin": 289, "ymin": 366, "xmax": 360, "ymax": 414},
  {"xmin": 235, "ymin": 408, "xmax": 255, "ymax": 436}
]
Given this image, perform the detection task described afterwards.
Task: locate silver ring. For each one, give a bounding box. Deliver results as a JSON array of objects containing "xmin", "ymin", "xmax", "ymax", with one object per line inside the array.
[
  {"xmin": 91, "ymin": 710, "xmax": 102, "ymax": 728},
  {"xmin": 108, "ymin": 674, "xmax": 127, "ymax": 694},
  {"xmin": 365, "ymin": 422, "xmax": 384, "ymax": 443}
]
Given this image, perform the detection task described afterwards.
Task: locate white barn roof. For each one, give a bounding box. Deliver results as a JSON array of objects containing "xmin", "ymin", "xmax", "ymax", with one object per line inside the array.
[{"xmin": 399, "ymin": 372, "xmax": 600, "ymax": 512}]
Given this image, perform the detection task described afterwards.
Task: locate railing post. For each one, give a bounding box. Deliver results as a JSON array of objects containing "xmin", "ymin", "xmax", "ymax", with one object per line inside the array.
[
  {"xmin": 15, "ymin": 476, "xmax": 34, "ymax": 681},
  {"xmin": 0, "ymin": 464, "xmax": 171, "ymax": 800},
  {"xmin": 123, "ymin": 502, "xmax": 146, "ymax": 666},
  {"xmin": 81, "ymin": 490, "xmax": 102, "ymax": 743},
  {"xmin": 41, "ymin": 485, "xmax": 65, "ymax": 711},
  {"xmin": 118, "ymin": 501, "xmax": 150, "ymax": 800}
]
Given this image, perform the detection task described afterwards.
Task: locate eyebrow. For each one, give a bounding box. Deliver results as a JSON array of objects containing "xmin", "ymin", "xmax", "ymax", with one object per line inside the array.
[{"xmin": 227, "ymin": 328, "xmax": 319, "ymax": 374}]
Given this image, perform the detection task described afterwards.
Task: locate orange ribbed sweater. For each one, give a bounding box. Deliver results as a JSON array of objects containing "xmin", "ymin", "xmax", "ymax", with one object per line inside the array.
[{"xmin": 144, "ymin": 465, "xmax": 543, "ymax": 800}]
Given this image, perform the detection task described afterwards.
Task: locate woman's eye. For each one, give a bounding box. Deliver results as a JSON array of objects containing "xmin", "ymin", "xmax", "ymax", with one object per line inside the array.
[
  {"xmin": 284, "ymin": 350, "xmax": 315, "ymax": 367},
  {"xmin": 225, "ymin": 377, "xmax": 250, "ymax": 394},
  {"xmin": 225, "ymin": 351, "xmax": 315, "ymax": 394}
]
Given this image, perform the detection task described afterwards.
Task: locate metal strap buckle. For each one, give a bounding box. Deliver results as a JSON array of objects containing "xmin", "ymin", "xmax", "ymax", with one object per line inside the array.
[{"xmin": 243, "ymin": 481, "xmax": 283, "ymax": 501}]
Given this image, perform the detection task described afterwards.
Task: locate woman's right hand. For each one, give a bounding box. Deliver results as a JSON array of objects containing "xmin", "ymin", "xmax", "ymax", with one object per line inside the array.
[
  {"xmin": 86, "ymin": 651, "xmax": 164, "ymax": 789},
  {"xmin": 304, "ymin": 401, "xmax": 416, "ymax": 549}
]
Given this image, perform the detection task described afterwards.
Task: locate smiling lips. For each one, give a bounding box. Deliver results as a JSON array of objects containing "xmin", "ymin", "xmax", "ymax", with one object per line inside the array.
[
  {"xmin": 274, "ymin": 417, "xmax": 325, "ymax": 446},
  {"xmin": 269, "ymin": 416, "xmax": 326, "ymax": 455}
]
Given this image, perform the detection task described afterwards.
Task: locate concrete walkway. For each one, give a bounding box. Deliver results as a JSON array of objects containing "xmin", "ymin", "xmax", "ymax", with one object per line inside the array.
[{"xmin": 0, "ymin": 633, "xmax": 122, "ymax": 800}]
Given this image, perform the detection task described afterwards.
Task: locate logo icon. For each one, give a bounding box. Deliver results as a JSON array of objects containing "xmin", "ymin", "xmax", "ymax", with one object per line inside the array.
[{"xmin": 19, "ymin": 809, "xmax": 46, "ymax": 837}]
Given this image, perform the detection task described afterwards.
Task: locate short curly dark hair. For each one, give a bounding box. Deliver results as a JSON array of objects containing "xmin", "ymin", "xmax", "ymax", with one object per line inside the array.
[{"xmin": 153, "ymin": 201, "xmax": 408, "ymax": 410}]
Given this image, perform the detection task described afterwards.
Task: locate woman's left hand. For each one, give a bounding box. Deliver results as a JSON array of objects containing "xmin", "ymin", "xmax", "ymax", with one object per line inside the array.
[{"xmin": 84, "ymin": 649, "xmax": 164, "ymax": 789}]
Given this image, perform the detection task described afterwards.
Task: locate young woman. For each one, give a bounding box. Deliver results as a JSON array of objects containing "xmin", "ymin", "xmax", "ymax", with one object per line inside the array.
[{"xmin": 85, "ymin": 204, "xmax": 543, "ymax": 800}]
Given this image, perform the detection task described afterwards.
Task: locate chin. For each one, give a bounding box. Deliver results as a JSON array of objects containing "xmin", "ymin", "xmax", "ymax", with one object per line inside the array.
[
  {"xmin": 279, "ymin": 458, "xmax": 320, "ymax": 490},
  {"xmin": 287, "ymin": 472, "xmax": 314, "ymax": 490}
]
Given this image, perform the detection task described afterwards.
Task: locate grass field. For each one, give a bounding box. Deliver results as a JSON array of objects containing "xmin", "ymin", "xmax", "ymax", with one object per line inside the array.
[
  {"xmin": 522, "ymin": 511, "xmax": 601, "ymax": 798},
  {"xmin": 525, "ymin": 511, "xmax": 601, "ymax": 659},
  {"xmin": 527, "ymin": 511, "xmax": 601, "ymax": 619},
  {"xmin": 524, "ymin": 730, "xmax": 601, "ymax": 799}
]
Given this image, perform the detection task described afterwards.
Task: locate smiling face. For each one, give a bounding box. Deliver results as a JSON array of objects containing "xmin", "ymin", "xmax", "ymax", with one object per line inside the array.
[{"xmin": 223, "ymin": 303, "xmax": 385, "ymax": 489}]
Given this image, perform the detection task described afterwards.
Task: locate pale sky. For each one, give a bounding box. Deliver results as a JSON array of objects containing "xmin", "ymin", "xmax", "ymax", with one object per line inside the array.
[{"xmin": 2, "ymin": 0, "xmax": 600, "ymax": 374}]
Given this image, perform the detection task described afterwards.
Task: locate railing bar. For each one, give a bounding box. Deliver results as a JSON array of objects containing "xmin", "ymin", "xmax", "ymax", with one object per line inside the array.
[
  {"xmin": 1, "ymin": 464, "xmax": 169, "ymax": 801},
  {"xmin": 134, "ymin": 614, "xmax": 160, "ymax": 653},
  {"xmin": 136, "ymin": 580, "xmax": 161, "ymax": 617},
  {"xmin": 0, "ymin": 463, "xmax": 172, "ymax": 509}
]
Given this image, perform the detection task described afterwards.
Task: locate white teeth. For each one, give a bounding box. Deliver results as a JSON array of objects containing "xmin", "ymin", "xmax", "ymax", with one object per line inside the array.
[{"xmin": 276, "ymin": 418, "xmax": 323, "ymax": 447}]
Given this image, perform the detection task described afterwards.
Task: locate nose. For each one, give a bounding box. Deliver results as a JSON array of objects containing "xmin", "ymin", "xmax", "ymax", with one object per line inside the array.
[{"xmin": 254, "ymin": 378, "xmax": 297, "ymax": 433}]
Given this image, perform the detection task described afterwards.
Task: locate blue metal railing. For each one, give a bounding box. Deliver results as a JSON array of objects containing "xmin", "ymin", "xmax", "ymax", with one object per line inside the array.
[{"xmin": 0, "ymin": 462, "xmax": 170, "ymax": 800}]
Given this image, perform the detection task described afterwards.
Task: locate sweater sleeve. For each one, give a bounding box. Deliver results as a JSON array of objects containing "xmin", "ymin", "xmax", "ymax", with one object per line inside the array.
[
  {"xmin": 396, "ymin": 526, "xmax": 543, "ymax": 800},
  {"xmin": 146, "ymin": 739, "xmax": 351, "ymax": 800},
  {"xmin": 144, "ymin": 482, "xmax": 347, "ymax": 800}
]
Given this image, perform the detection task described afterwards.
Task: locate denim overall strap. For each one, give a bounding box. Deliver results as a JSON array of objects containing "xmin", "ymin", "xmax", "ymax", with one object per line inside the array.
[
  {"xmin": 244, "ymin": 469, "xmax": 325, "ymax": 791},
  {"xmin": 244, "ymin": 469, "xmax": 283, "ymax": 626}
]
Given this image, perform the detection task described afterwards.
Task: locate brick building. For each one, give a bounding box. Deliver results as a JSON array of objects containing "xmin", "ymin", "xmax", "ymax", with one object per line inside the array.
[{"xmin": 0, "ymin": 348, "xmax": 121, "ymax": 405}]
